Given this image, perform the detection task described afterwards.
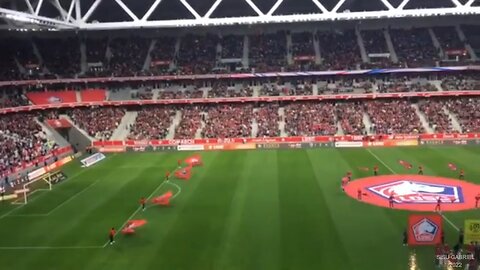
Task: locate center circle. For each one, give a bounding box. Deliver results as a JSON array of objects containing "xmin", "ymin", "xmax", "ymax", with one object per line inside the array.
[{"xmin": 345, "ymin": 174, "xmax": 480, "ymax": 212}]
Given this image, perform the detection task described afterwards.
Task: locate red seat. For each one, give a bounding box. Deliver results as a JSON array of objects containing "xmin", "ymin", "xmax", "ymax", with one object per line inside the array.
[
  {"xmin": 26, "ymin": 91, "xmax": 77, "ymax": 105},
  {"xmin": 81, "ymin": 89, "xmax": 106, "ymax": 102}
]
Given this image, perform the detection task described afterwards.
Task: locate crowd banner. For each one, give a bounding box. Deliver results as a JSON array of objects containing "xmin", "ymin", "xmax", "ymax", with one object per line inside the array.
[{"xmin": 0, "ymin": 65, "xmax": 478, "ymax": 87}]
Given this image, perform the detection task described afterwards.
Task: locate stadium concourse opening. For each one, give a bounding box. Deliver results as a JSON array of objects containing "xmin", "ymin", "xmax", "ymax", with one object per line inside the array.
[{"xmin": 345, "ymin": 175, "xmax": 480, "ymax": 212}]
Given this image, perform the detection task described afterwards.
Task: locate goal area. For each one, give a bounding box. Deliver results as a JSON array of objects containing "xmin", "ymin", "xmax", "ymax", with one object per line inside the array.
[{"xmin": 12, "ymin": 173, "xmax": 53, "ymax": 205}]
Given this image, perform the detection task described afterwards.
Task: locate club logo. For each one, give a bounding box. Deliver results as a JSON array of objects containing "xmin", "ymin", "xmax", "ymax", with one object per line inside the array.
[
  {"xmin": 368, "ymin": 180, "xmax": 464, "ymax": 204},
  {"xmin": 47, "ymin": 96, "xmax": 63, "ymax": 104},
  {"xmin": 412, "ymin": 218, "xmax": 438, "ymax": 242}
]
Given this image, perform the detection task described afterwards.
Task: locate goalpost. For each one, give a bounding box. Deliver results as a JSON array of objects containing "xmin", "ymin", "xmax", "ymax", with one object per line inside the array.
[{"xmin": 12, "ymin": 173, "xmax": 53, "ymax": 205}]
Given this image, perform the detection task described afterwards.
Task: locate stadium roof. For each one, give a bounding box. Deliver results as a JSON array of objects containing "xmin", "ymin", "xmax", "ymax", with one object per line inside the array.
[{"xmin": 0, "ymin": 0, "xmax": 479, "ymax": 30}]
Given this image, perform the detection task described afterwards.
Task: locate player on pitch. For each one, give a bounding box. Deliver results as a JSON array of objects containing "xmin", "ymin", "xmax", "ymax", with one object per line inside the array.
[
  {"xmin": 418, "ymin": 165, "xmax": 423, "ymax": 175},
  {"xmin": 373, "ymin": 165, "xmax": 379, "ymax": 176},
  {"xmin": 109, "ymin": 227, "xmax": 116, "ymax": 245},
  {"xmin": 140, "ymin": 197, "xmax": 146, "ymax": 211},
  {"xmin": 435, "ymin": 197, "xmax": 442, "ymax": 212},
  {"xmin": 389, "ymin": 194, "xmax": 395, "ymax": 208},
  {"xmin": 341, "ymin": 176, "xmax": 349, "ymax": 192},
  {"xmin": 346, "ymin": 171, "xmax": 352, "ymax": 182},
  {"xmin": 165, "ymin": 170, "xmax": 171, "ymax": 181},
  {"xmin": 459, "ymin": 169, "xmax": 465, "ymax": 180},
  {"xmin": 475, "ymin": 193, "xmax": 480, "ymax": 208}
]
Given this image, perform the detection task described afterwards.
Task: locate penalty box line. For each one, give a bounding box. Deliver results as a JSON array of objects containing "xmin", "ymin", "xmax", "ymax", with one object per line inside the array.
[
  {"xmin": 365, "ymin": 148, "xmax": 460, "ymax": 232},
  {"xmin": 103, "ymin": 165, "xmax": 183, "ymax": 248}
]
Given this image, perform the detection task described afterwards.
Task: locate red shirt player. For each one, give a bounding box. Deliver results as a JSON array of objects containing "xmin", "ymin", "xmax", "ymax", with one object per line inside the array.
[
  {"xmin": 389, "ymin": 194, "xmax": 395, "ymax": 208},
  {"xmin": 373, "ymin": 165, "xmax": 379, "ymax": 176},
  {"xmin": 109, "ymin": 227, "xmax": 116, "ymax": 245},
  {"xmin": 178, "ymin": 159, "xmax": 182, "ymax": 168},
  {"xmin": 165, "ymin": 170, "xmax": 171, "ymax": 180},
  {"xmin": 475, "ymin": 194, "xmax": 480, "ymax": 208},
  {"xmin": 357, "ymin": 189, "xmax": 362, "ymax": 200},
  {"xmin": 435, "ymin": 197, "xmax": 442, "ymax": 212},
  {"xmin": 459, "ymin": 169, "xmax": 465, "ymax": 180},
  {"xmin": 346, "ymin": 171, "xmax": 352, "ymax": 182},
  {"xmin": 140, "ymin": 197, "xmax": 146, "ymax": 211},
  {"xmin": 418, "ymin": 166, "xmax": 423, "ymax": 175},
  {"xmin": 341, "ymin": 176, "xmax": 349, "ymax": 192}
]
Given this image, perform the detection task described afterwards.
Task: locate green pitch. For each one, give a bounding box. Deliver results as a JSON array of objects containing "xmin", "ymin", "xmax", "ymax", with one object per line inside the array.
[{"xmin": 1, "ymin": 147, "xmax": 480, "ymax": 270}]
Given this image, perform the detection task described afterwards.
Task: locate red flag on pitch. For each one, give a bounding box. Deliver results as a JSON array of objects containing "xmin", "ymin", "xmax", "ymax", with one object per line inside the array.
[
  {"xmin": 448, "ymin": 163, "xmax": 457, "ymax": 171},
  {"xmin": 398, "ymin": 160, "xmax": 412, "ymax": 169},
  {"xmin": 152, "ymin": 191, "xmax": 173, "ymax": 206}
]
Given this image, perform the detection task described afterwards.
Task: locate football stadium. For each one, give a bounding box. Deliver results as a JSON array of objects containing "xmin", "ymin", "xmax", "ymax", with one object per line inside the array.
[{"xmin": 1, "ymin": 0, "xmax": 480, "ymax": 269}]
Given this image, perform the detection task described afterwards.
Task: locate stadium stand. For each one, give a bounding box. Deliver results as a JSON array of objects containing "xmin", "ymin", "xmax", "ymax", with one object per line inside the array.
[
  {"xmin": 284, "ymin": 102, "xmax": 337, "ymax": 136},
  {"xmin": 249, "ymin": 32, "xmax": 287, "ymax": 72},
  {"xmin": 0, "ymin": 113, "xmax": 55, "ymax": 176},
  {"xmin": 149, "ymin": 37, "xmax": 176, "ymax": 75},
  {"xmin": 35, "ymin": 37, "xmax": 81, "ymax": 78},
  {"xmin": 175, "ymin": 107, "xmax": 203, "ymax": 139},
  {"xmin": 390, "ymin": 28, "xmax": 439, "ymax": 68},
  {"xmin": 335, "ymin": 102, "xmax": 366, "ymax": 135},
  {"xmin": 177, "ymin": 34, "xmax": 218, "ymax": 75},
  {"xmin": 317, "ymin": 30, "xmax": 361, "ymax": 70},
  {"xmin": 444, "ymin": 98, "xmax": 480, "ymax": 133},
  {"xmin": 255, "ymin": 103, "xmax": 280, "ymax": 137},
  {"xmin": 69, "ymin": 107, "xmax": 126, "ymax": 140},
  {"xmin": 128, "ymin": 107, "xmax": 176, "ymax": 140},
  {"xmin": 418, "ymin": 100, "xmax": 454, "ymax": 133},
  {"xmin": 365, "ymin": 100, "xmax": 423, "ymax": 134},
  {"xmin": 202, "ymin": 104, "xmax": 253, "ymax": 138}
]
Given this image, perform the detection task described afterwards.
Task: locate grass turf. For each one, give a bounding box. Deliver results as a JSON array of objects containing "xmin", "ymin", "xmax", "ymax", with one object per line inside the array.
[{"xmin": 0, "ymin": 147, "xmax": 480, "ymax": 269}]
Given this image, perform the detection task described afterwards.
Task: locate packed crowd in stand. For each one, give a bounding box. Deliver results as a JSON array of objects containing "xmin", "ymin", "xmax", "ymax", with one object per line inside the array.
[
  {"xmin": 128, "ymin": 107, "xmax": 175, "ymax": 140},
  {"xmin": 317, "ymin": 30, "xmax": 361, "ymax": 70},
  {"xmin": 335, "ymin": 102, "xmax": 366, "ymax": 135},
  {"xmin": 2, "ymin": 25, "xmax": 480, "ymax": 80},
  {"xmin": 177, "ymin": 34, "xmax": 218, "ymax": 75},
  {"xmin": 249, "ymin": 32, "xmax": 287, "ymax": 72},
  {"xmin": 175, "ymin": 107, "xmax": 203, "ymax": 139},
  {"xmin": 444, "ymin": 98, "xmax": 480, "ymax": 133},
  {"xmin": 202, "ymin": 104, "xmax": 253, "ymax": 138},
  {"xmin": 284, "ymin": 102, "xmax": 337, "ymax": 136},
  {"xmin": 0, "ymin": 113, "xmax": 54, "ymax": 177},
  {"xmin": 418, "ymin": 100, "xmax": 454, "ymax": 133},
  {"xmin": 433, "ymin": 26, "xmax": 470, "ymax": 62},
  {"xmin": 361, "ymin": 30, "xmax": 392, "ymax": 68},
  {"xmin": 108, "ymin": 37, "xmax": 150, "ymax": 77},
  {"xmin": 35, "ymin": 38, "xmax": 81, "ymax": 78},
  {"xmin": 366, "ymin": 100, "xmax": 423, "ymax": 134},
  {"xmin": 390, "ymin": 28, "xmax": 439, "ymax": 68},
  {"xmin": 221, "ymin": 35, "xmax": 244, "ymax": 59},
  {"xmin": 255, "ymin": 103, "xmax": 280, "ymax": 137},
  {"xmin": 149, "ymin": 37, "xmax": 176, "ymax": 75},
  {"xmin": 69, "ymin": 107, "xmax": 126, "ymax": 140}
]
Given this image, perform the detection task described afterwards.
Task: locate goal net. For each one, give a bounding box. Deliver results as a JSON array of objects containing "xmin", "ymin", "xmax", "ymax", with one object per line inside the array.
[{"xmin": 12, "ymin": 173, "xmax": 53, "ymax": 205}]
